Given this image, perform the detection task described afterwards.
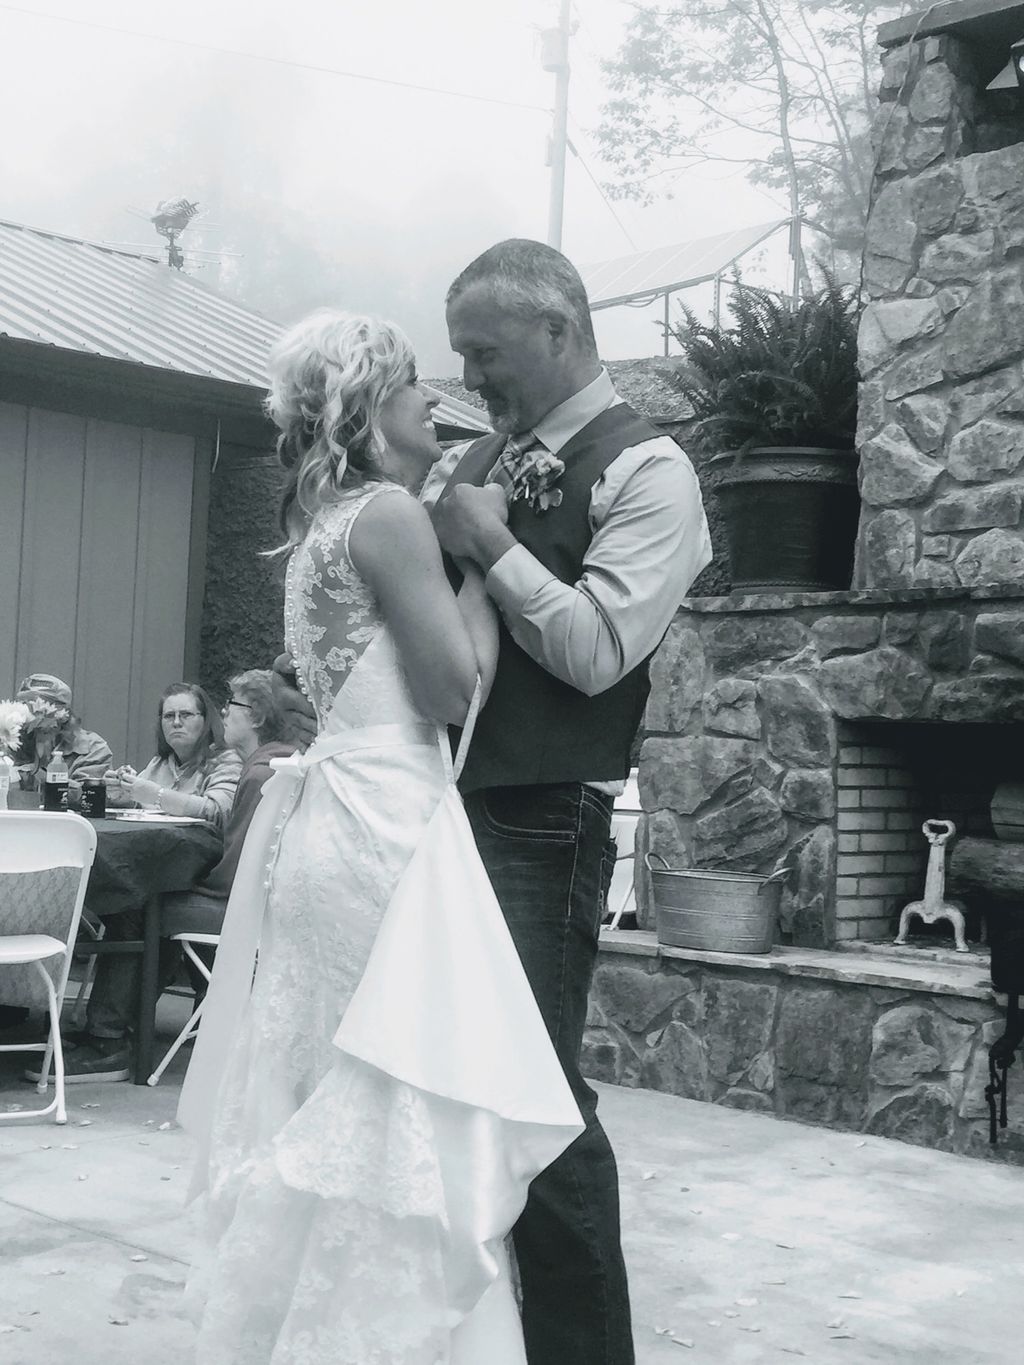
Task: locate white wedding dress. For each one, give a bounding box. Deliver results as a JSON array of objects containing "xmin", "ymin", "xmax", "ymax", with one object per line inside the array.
[{"xmin": 177, "ymin": 483, "xmax": 583, "ymax": 1365}]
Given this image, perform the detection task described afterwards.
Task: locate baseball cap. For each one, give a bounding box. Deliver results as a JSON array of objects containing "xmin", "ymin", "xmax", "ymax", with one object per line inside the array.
[{"xmin": 16, "ymin": 673, "xmax": 73, "ymax": 707}]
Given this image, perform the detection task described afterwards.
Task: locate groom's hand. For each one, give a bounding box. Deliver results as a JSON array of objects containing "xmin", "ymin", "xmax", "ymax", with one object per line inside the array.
[
  {"xmin": 431, "ymin": 485, "xmax": 514, "ymax": 572},
  {"xmin": 271, "ymin": 653, "xmax": 317, "ymax": 752}
]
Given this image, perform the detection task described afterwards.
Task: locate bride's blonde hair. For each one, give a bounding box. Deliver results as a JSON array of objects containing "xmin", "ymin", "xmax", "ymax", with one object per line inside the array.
[{"xmin": 265, "ymin": 309, "xmax": 416, "ymax": 548}]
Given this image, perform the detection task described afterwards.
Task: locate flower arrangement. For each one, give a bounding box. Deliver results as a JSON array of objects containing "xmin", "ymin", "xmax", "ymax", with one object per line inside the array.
[
  {"xmin": 0, "ymin": 700, "xmax": 32, "ymax": 756},
  {"xmin": 509, "ymin": 449, "xmax": 566, "ymax": 513}
]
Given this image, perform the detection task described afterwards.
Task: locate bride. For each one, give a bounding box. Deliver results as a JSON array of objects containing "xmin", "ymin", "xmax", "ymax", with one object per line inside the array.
[{"xmin": 177, "ymin": 310, "xmax": 583, "ymax": 1364}]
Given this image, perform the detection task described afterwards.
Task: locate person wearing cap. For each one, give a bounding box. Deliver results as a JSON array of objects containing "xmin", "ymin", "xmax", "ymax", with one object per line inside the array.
[{"xmin": 13, "ymin": 673, "xmax": 113, "ymax": 785}]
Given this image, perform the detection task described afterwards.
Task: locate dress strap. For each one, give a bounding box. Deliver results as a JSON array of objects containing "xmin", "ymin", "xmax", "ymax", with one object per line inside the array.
[{"xmin": 439, "ymin": 678, "xmax": 483, "ymax": 787}]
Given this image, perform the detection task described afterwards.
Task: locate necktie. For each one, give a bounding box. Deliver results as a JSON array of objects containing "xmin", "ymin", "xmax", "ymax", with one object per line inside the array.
[{"xmin": 486, "ymin": 431, "xmax": 543, "ymax": 495}]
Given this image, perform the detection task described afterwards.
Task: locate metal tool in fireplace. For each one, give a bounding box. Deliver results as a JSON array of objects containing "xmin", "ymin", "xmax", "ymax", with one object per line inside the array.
[{"xmin": 895, "ymin": 819, "xmax": 969, "ymax": 953}]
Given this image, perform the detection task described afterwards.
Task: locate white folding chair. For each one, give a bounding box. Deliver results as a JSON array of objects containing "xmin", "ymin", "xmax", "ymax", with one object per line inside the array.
[
  {"xmin": 0, "ymin": 812, "xmax": 97, "ymax": 1124},
  {"xmin": 147, "ymin": 931, "xmax": 219, "ymax": 1086},
  {"xmin": 605, "ymin": 810, "xmax": 638, "ymax": 930}
]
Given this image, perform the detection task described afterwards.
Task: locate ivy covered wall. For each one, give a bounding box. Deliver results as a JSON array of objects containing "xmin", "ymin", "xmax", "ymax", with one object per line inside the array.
[{"xmin": 199, "ymin": 442, "xmax": 287, "ymax": 698}]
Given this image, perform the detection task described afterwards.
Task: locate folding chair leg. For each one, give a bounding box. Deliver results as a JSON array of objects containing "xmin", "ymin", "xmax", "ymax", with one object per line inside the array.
[{"xmin": 147, "ymin": 1001, "xmax": 204, "ymax": 1086}]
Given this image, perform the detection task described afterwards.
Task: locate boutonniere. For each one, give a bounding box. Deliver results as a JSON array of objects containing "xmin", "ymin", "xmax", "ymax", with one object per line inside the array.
[{"xmin": 509, "ymin": 448, "xmax": 566, "ymax": 513}]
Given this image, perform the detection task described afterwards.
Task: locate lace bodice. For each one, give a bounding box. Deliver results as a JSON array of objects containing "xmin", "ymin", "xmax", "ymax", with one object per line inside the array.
[{"xmin": 284, "ymin": 484, "xmax": 419, "ymax": 734}]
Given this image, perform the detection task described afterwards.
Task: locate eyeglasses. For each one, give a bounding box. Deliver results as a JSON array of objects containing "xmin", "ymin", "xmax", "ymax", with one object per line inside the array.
[
  {"xmin": 162, "ymin": 710, "xmax": 201, "ymax": 723},
  {"xmin": 222, "ymin": 699, "xmax": 253, "ymax": 713}
]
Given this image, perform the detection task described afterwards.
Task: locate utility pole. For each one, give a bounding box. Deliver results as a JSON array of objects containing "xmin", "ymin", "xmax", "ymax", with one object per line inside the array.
[{"xmin": 541, "ymin": 0, "xmax": 572, "ymax": 250}]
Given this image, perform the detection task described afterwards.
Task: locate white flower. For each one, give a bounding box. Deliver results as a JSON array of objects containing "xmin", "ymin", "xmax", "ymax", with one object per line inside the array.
[{"xmin": 0, "ymin": 700, "xmax": 32, "ymax": 755}]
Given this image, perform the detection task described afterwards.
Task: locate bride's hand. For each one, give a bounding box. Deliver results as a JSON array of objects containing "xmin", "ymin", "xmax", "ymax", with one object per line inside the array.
[{"xmin": 479, "ymin": 483, "xmax": 509, "ymax": 524}]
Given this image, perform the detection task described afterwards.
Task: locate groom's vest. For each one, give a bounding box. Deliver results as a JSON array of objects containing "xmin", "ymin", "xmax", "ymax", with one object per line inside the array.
[{"xmin": 442, "ymin": 402, "xmax": 662, "ymax": 793}]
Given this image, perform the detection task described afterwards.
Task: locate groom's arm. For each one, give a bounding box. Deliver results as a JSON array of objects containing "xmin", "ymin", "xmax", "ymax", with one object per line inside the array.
[{"xmin": 436, "ymin": 438, "xmax": 712, "ymax": 697}]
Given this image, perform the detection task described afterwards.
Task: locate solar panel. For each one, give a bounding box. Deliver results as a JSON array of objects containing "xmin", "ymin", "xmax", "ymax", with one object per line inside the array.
[{"xmin": 582, "ymin": 219, "xmax": 791, "ymax": 310}]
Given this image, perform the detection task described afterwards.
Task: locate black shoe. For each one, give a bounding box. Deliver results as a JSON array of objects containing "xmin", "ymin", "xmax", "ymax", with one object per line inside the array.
[{"xmin": 25, "ymin": 1037, "xmax": 130, "ymax": 1084}]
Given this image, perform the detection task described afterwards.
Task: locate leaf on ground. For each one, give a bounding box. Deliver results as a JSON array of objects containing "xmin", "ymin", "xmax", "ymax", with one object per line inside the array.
[
  {"xmin": 130, "ymin": 1254, "xmax": 148, "ymax": 1263},
  {"xmin": 831, "ymin": 1333, "xmax": 857, "ymax": 1340},
  {"xmin": 159, "ymin": 1175, "xmax": 172, "ymax": 1182},
  {"xmin": 779, "ymin": 1348, "xmax": 808, "ymax": 1356},
  {"xmin": 77, "ymin": 1119, "xmax": 93, "ymax": 1127},
  {"xmin": 763, "ymin": 1278, "xmax": 786, "ymax": 1285},
  {"xmin": 723, "ymin": 1310, "xmax": 739, "ymax": 1319},
  {"xmin": 76, "ymin": 1174, "xmax": 88, "ymax": 1181},
  {"xmin": 44, "ymin": 1269, "xmax": 65, "ymax": 1276},
  {"xmin": 157, "ymin": 1121, "xmax": 172, "ymax": 1131},
  {"xmin": 736, "ymin": 1297, "xmax": 758, "ymax": 1307},
  {"xmin": 138, "ymin": 1140, "xmax": 150, "ymax": 1146},
  {"xmin": 855, "ymin": 1140, "xmax": 866, "ymax": 1147},
  {"xmin": 679, "ymin": 1185, "xmax": 690, "ymax": 1192},
  {"xmin": 654, "ymin": 1326, "xmax": 672, "ymax": 1335},
  {"xmin": 108, "ymin": 1317, "xmax": 129, "ymax": 1326},
  {"xmin": 39, "ymin": 1144, "xmax": 52, "ymax": 1150},
  {"xmin": 721, "ymin": 1232, "xmax": 741, "ymax": 1242},
  {"xmin": 826, "ymin": 1317, "xmax": 845, "ymax": 1330},
  {"xmin": 671, "ymin": 1338, "xmax": 695, "ymax": 1348},
  {"xmin": 776, "ymin": 1242, "xmax": 796, "ymax": 1250},
  {"xmin": 740, "ymin": 1324, "xmax": 762, "ymax": 1333},
  {"xmin": 61, "ymin": 1144, "xmax": 77, "ymax": 1150},
  {"xmin": 689, "ymin": 1208, "xmax": 704, "ymax": 1215},
  {"xmin": 80, "ymin": 1103, "xmax": 100, "ymax": 1109},
  {"xmin": 838, "ymin": 1291, "xmax": 862, "ymax": 1299},
  {"xmin": 707, "ymin": 1319, "xmax": 722, "ymax": 1327}
]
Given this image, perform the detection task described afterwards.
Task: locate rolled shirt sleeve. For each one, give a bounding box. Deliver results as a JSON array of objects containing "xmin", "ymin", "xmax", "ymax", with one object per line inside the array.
[{"xmin": 485, "ymin": 436, "xmax": 712, "ymax": 696}]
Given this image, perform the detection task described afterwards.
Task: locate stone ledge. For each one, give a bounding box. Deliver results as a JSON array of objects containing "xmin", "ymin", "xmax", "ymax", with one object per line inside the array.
[
  {"xmin": 679, "ymin": 584, "xmax": 1024, "ymax": 615},
  {"xmin": 599, "ymin": 929, "xmax": 995, "ymax": 999}
]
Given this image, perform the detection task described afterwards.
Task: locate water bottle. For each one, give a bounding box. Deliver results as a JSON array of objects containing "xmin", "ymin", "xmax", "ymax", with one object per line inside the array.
[
  {"xmin": 43, "ymin": 750, "xmax": 69, "ymax": 812},
  {"xmin": 0, "ymin": 754, "xmax": 13, "ymax": 811}
]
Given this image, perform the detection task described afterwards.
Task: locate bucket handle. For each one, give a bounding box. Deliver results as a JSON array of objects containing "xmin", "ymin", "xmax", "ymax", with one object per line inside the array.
[
  {"xmin": 645, "ymin": 852, "xmax": 671, "ymax": 872},
  {"xmin": 758, "ymin": 865, "xmax": 792, "ymax": 895}
]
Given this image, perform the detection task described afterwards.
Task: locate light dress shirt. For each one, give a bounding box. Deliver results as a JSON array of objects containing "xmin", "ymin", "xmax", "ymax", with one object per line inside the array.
[{"xmin": 422, "ymin": 369, "xmax": 713, "ymax": 792}]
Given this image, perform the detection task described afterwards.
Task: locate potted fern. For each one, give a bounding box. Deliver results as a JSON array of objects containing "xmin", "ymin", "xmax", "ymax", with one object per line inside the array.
[{"xmin": 672, "ymin": 275, "xmax": 860, "ymax": 593}]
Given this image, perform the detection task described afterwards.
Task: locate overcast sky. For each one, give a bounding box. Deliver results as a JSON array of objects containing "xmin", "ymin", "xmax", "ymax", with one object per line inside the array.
[{"xmin": 1, "ymin": 0, "xmax": 794, "ymax": 374}]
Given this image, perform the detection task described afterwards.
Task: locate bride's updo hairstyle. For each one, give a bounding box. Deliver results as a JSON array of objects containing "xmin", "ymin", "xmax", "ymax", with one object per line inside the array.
[{"xmin": 266, "ymin": 308, "xmax": 416, "ymax": 549}]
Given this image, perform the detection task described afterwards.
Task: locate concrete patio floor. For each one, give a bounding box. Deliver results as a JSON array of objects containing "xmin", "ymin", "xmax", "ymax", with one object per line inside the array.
[{"xmin": 1, "ymin": 999, "xmax": 1022, "ymax": 1364}]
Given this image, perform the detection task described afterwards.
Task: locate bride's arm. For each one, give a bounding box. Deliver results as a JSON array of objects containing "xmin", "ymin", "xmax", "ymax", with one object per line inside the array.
[
  {"xmin": 454, "ymin": 563, "xmax": 498, "ymax": 705},
  {"xmin": 348, "ymin": 492, "xmax": 488, "ymax": 728}
]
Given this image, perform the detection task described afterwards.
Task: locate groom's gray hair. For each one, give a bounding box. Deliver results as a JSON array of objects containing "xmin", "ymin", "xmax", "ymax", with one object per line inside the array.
[{"xmin": 447, "ymin": 239, "xmax": 598, "ymax": 356}]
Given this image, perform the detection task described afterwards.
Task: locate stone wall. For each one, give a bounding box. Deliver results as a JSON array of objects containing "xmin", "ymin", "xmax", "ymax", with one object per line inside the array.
[
  {"xmin": 858, "ymin": 33, "xmax": 1024, "ymax": 590},
  {"xmin": 638, "ymin": 587, "xmax": 1024, "ymax": 947},
  {"xmin": 584, "ymin": 940, "xmax": 1022, "ymax": 1163}
]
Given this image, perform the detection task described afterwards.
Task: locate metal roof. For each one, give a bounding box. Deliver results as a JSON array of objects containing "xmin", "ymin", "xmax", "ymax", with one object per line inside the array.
[
  {"xmin": 0, "ymin": 217, "xmax": 489, "ymax": 432},
  {"xmin": 582, "ymin": 219, "xmax": 791, "ymax": 311}
]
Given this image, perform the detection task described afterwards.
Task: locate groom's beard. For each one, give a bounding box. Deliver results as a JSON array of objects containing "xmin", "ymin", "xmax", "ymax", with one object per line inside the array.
[{"xmin": 479, "ymin": 390, "xmax": 521, "ymax": 435}]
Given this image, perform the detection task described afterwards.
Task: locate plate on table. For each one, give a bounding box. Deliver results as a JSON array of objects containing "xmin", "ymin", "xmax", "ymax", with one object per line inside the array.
[{"xmin": 113, "ymin": 811, "xmax": 210, "ymax": 825}]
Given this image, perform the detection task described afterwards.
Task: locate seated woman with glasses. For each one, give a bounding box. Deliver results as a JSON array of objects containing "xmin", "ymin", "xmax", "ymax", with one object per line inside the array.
[
  {"xmin": 107, "ymin": 682, "xmax": 241, "ymax": 829},
  {"xmin": 161, "ymin": 669, "xmax": 294, "ymax": 942}
]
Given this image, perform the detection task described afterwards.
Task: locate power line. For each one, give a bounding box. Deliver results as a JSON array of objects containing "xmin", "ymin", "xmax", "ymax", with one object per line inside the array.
[
  {"xmin": 567, "ymin": 129, "xmax": 640, "ymax": 252},
  {"xmin": 0, "ymin": 3, "xmax": 547, "ymax": 113}
]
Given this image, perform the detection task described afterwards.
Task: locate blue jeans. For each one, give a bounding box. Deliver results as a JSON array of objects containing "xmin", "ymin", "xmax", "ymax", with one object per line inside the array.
[{"xmin": 465, "ymin": 783, "xmax": 635, "ymax": 1365}]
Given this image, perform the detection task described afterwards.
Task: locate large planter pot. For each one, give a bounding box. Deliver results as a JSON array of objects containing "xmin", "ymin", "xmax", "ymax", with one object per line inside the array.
[{"xmin": 709, "ymin": 446, "xmax": 859, "ymax": 593}]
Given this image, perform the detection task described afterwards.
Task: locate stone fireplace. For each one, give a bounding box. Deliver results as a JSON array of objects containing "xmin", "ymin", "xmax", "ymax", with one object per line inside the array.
[
  {"xmin": 637, "ymin": 589, "xmax": 1024, "ymax": 947},
  {"xmin": 634, "ymin": 4, "xmax": 1024, "ymax": 952},
  {"xmin": 588, "ymin": 0, "xmax": 1024, "ymax": 1162}
]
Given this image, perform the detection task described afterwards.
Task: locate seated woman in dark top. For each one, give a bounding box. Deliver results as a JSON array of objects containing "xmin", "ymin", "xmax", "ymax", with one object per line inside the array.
[{"xmin": 161, "ymin": 668, "xmax": 295, "ymax": 938}]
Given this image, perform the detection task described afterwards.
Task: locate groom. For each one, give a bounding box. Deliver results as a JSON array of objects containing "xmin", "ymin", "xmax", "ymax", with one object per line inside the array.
[{"xmin": 424, "ymin": 240, "xmax": 711, "ymax": 1365}]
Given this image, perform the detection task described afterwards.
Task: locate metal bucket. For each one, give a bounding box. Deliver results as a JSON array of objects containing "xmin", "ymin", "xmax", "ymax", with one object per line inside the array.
[{"xmin": 645, "ymin": 855, "xmax": 790, "ymax": 954}]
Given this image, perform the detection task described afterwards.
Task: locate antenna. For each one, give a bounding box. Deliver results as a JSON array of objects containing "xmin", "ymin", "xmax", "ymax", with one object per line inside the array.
[{"xmin": 150, "ymin": 197, "xmax": 200, "ymax": 269}]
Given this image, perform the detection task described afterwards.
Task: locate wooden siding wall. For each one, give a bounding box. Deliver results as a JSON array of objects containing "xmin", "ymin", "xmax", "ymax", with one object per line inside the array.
[{"xmin": 0, "ymin": 401, "xmax": 198, "ymax": 768}]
